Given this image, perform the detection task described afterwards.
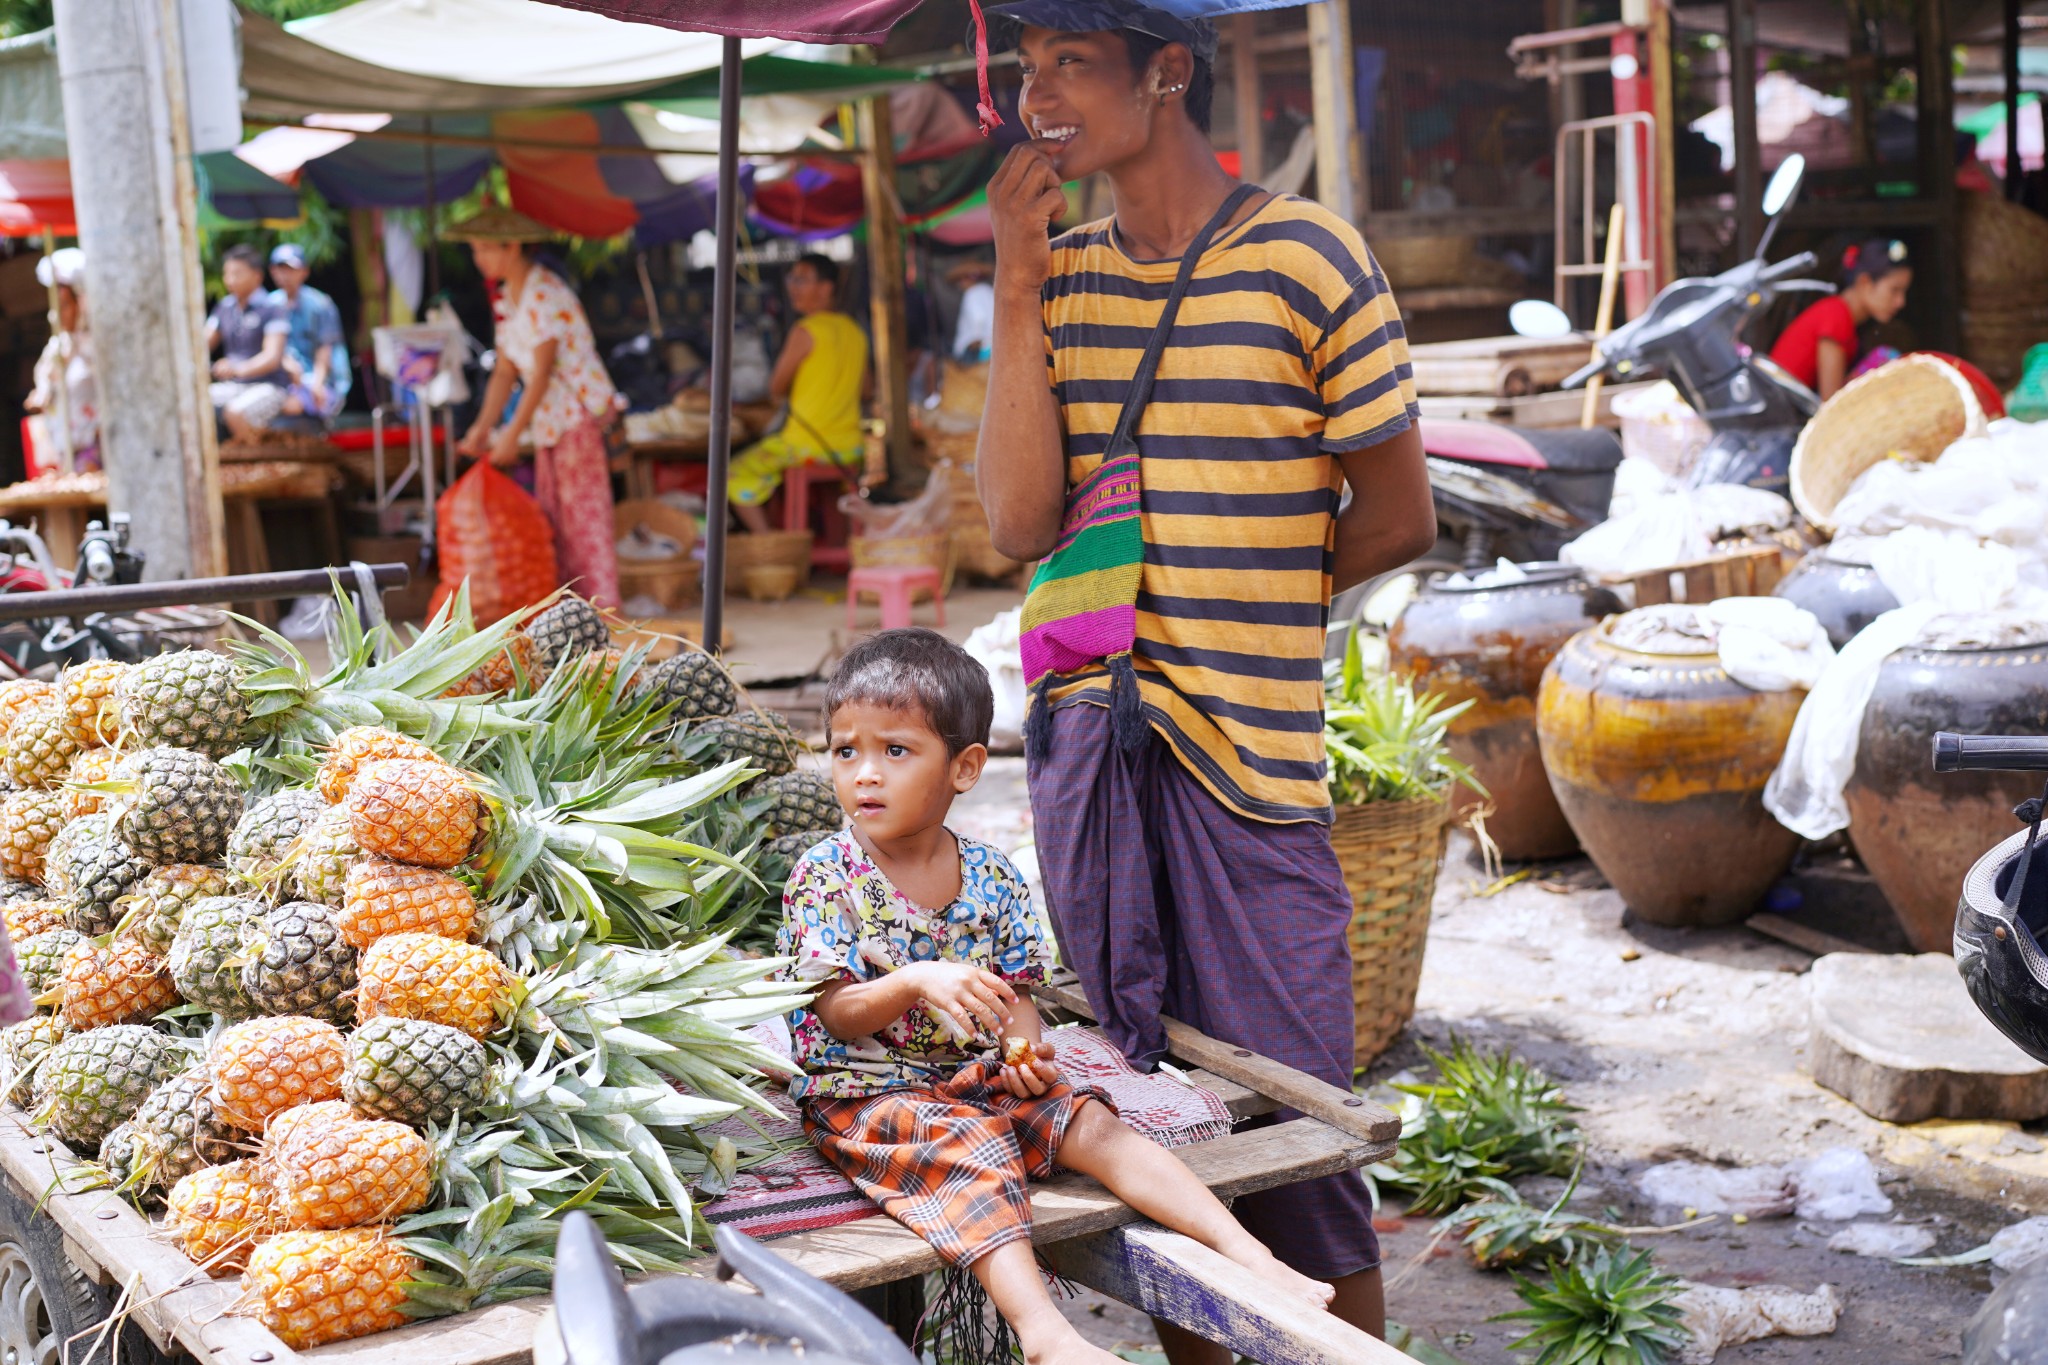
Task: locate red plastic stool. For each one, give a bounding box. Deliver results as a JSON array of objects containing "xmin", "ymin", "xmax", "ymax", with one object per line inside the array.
[
  {"xmin": 784, "ymin": 462, "xmax": 853, "ymax": 572},
  {"xmin": 847, "ymin": 564, "xmax": 945, "ymax": 631}
]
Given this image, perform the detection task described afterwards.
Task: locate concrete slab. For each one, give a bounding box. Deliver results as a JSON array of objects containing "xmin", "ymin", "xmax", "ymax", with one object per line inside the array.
[{"xmin": 1810, "ymin": 952, "xmax": 2048, "ymax": 1124}]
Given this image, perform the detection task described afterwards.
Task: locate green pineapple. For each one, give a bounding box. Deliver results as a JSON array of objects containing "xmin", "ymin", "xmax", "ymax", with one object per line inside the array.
[
  {"xmin": 0, "ymin": 1013, "xmax": 69, "ymax": 1103},
  {"xmin": 240, "ymin": 900, "xmax": 357, "ymax": 1025},
  {"xmin": 522, "ymin": 596, "xmax": 609, "ymax": 666},
  {"xmin": 0, "ymin": 876, "xmax": 43, "ymax": 908},
  {"xmin": 764, "ymin": 830, "xmax": 835, "ymax": 865},
  {"xmin": 126, "ymin": 864, "xmax": 232, "ymax": 957},
  {"xmin": 127, "ymin": 1065, "xmax": 241, "ymax": 1189},
  {"xmin": 55, "ymin": 819, "xmax": 152, "ymax": 937},
  {"xmin": 167, "ymin": 896, "xmax": 266, "ymax": 1017},
  {"xmin": 113, "ymin": 650, "xmax": 250, "ymax": 759},
  {"xmin": 290, "ymin": 804, "xmax": 359, "ymax": 906},
  {"xmin": 5, "ymin": 701, "xmax": 83, "ymax": 789},
  {"xmin": 33, "ymin": 1023, "xmax": 188, "ymax": 1150},
  {"xmin": 226, "ymin": 788, "xmax": 325, "ymax": 894},
  {"xmin": 37, "ymin": 812, "xmax": 100, "ymax": 899},
  {"xmin": 342, "ymin": 1017, "xmax": 492, "ymax": 1129},
  {"xmin": 98, "ymin": 1121, "xmax": 140, "ymax": 1189},
  {"xmin": 18, "ymin": 928, "xmax": 82, "ymax": 998},
  {"xmin": 682, "ymin": 709, "xmax": 805, "ymax": 777},
  {"xmin": 756, "ymin": 771, "xmax": 842, "ymax": 837},
  {"xmin": 636, "ymin": 651, "xmax": 738, "ymax": 721},
  {"xmin": 113, "ymin": 747, "xmax": 244, "ymax": 867}
]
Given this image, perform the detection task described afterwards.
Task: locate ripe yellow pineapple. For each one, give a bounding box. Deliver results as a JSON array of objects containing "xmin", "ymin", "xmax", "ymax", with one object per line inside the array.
[
  {"xmin": 356, "ymin": 932, "xmax": 511, "ymax": 1039},
  {"xmin": 345, "ymin": 760, "xmax": 480, "ymax": 870},
  {"xmin": 0, "ymin": 789, "xmax": 69, "ymax": 883},
  {"xmin": 210, "ymin": 1016, "xmax": 346, "ymax": 1132},
  {"xmin": 242, "ymin": 1226, "xmax": 418, "ymax": 1348},
  {"xmin": 6, "ymin": 701, "xmax": 84, "ymax": 790},
  {"xmin": 261, "ymin": 1099, "xmax": 357, "ymax": 1165},
  {"xmin": 59, "ymin": 937, "xmax": 178, "ymax": 1029},
  {"xmin": 339, "ymin": 857, "xmax": 476, "ymax": 950},
  {"xmin": 272, "ymin": 1115, "xmax": 432, "ymax": 1229},
  {"xmin": 316, "ymin": 728, "xmax": 441, "ymax": 805},
  {"xmin": 440, "ymin": 633, "xmax": 548, "ymax": 699},
  {"xmin": 166, "ymin": 1159, "xmax": 283, "ymax": 1274},
  {"xmin": 62, "ymin": 749, "xmax": 121, "ymax": 816},
  {"xmin": 57, "ymin": 660, "xmax": 126, "ymax": 749},
  {"xmin": 0, "ymin": 679, "xmax": 54, "ymax": 740},
  {"xmin": 3, "ymin": 897, "xmax": 63, "ymax": 942}
]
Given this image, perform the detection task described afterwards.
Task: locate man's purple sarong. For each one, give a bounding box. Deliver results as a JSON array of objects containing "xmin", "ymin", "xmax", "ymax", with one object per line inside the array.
[{"xmin": 1027, "ymin": 700, "xmax": 1380, "ymax": 1280}]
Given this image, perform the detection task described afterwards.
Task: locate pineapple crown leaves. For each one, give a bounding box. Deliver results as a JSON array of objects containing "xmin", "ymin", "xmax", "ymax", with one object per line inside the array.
[{"xmin": 1492, "ymin": 1245, "xmax": 1689, "ymax": 1365}]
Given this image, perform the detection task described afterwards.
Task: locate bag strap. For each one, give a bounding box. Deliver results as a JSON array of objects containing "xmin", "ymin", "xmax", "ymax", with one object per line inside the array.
[{"xmin": 1104, "ymin": 183, "xmax": 1262, "ymax": 458}]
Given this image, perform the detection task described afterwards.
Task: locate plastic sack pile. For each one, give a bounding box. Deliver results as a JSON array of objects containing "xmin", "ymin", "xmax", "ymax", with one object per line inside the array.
[
  {"xmin": 431, "ymin": 461, "xmax": 560, "ymax": 624},
  {"xmin": 1560, "ymin": 477, "xmax": 1795, "ymax": 580},
  {"xmin": 1765, "ymin": 418, "xmax": 2048, "ymax": 839}
]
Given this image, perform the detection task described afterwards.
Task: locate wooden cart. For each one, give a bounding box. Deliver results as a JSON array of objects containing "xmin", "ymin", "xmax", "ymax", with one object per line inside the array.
[{"xmin": 0, "ymin": 971, "xmax": 1404, "ymax": 1365}]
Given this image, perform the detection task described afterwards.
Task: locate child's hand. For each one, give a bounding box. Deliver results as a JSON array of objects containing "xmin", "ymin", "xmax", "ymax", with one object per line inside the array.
[
  {"xmin": 904, "ymin": 962, "xmax": 1016, "ymax": 1041},
  {"xmin": 998, "ymin": 1039, "xmax": 1060, "ymax": 1099}
]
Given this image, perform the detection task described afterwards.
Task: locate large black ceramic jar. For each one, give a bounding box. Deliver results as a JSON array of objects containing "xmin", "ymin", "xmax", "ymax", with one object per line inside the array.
[{"xmin": 1773, "ymin": 548, "xmax": 1899, "ymax": 649}]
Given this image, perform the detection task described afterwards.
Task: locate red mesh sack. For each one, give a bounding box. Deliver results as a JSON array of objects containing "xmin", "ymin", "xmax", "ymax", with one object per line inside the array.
[{"xmin": 430, "ymin": 461, "xmax": 558, "ymax": 624}]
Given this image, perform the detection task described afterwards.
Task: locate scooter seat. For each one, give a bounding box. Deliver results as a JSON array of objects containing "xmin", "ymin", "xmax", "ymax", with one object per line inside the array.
[{"xmin": 1522, "ymin": 427, "xmax": 1624, "ymax": 472}]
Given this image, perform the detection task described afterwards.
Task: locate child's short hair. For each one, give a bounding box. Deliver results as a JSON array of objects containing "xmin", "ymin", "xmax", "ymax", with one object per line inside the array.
[{"xmin": 825, "ymin": 629, "xmax": 993, "ymax": 756}]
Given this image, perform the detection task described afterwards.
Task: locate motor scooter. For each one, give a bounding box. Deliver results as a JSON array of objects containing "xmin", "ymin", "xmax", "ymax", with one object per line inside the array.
[{"xmin": 1414, "ymin": 152, "xmax": 1826, "ymax": 571}]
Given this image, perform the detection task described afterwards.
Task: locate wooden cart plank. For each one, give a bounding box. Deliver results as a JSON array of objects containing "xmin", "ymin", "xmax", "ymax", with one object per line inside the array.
[
  {"xmin": 0, "ymin": 1110, "xmax": 306, "ymax": 1364},
  {"xmin": 1046, "ymin": 1223, "xmax": 1414, "ymax": 1365},
  {"xmin": 1033, "ymin": 976, "xmax": 1401, "ymax": 1147}
]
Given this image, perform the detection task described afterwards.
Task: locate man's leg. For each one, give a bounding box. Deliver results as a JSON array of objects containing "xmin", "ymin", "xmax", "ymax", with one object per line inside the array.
[{"xmin": 728, "ymin": 435, "xmax": 796, "ymax": 536}]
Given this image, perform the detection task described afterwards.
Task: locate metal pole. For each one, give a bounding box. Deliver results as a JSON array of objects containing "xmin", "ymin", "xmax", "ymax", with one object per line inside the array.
[
  {"xmin": 700, "ymin": 35, "xmax": 742, "ymax": 657},
  {"xmin": 1728, "ymin": 0, "xmax": 1761, "ymax": 256},
  {"xmin": 0, "ymin": 563, "xmax": 410, "ymax": 622},
  {"xmin": 2006, "ymin": 0, "xmax": 2023, "ymax": 201}
]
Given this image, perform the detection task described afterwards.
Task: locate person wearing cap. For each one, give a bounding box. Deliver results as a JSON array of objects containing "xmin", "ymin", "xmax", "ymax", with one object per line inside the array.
[
  {"xmin": 267, "ymin": 243, "xmax": 351, "ymax": 424},
  {"xmin": 206, "ymin": 243, "xmax": 292, "ymax": 440},
  {"xmin": 451, "ymin": 204, "xmax": 621, "ymax": 607},
  {"xmin": 975, "ymin": 2, "xmax": 1435, "ymax": 1353},
  {"xmin": 23, "ymin": 247, "xmax": 97, "ymax": 473}
]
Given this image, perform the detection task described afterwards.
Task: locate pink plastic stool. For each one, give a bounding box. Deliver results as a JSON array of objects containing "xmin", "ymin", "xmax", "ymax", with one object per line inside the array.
[
  {"xmin": 847, "ymin": 564, "xmax": 945, "ymax": 631},
  {"xmin": 784, "ymin": 462, "xmax": 853, "ymax": 572}
]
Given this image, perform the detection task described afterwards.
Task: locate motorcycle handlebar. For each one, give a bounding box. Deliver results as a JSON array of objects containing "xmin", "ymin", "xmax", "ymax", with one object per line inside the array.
[
  {"xmin": 1560, "ymin": 356, "xmax": 1605, "ymax": 389},
  {"xmin": 1759, "ymin": 251, "xmax": 1820, "ymax": 284},
  {"xmin": 1933, "ymin": 732, "xmax": 2048, "ymax": 773}
]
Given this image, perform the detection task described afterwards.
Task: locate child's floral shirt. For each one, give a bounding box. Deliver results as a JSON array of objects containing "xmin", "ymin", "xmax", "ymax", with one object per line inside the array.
[{"xmin": 777, "ymin": 828, "xmax": 1051, "ymax": 1101}]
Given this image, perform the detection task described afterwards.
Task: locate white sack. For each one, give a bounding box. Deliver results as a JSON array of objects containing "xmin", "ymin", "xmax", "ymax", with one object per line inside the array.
[
  {"xmin": 1696, "ymin": 596, "xmax": 1834, "ymax": 692},
  {"xmin": 1791, "ymin": 1147, "xmax": 1893, "ymax": 1221},
  {"xmin": 1560, "ymin": 485, "xmax": 1793, "ymax": 580},
  {"xmin": 1827, "ymin": 1222, "xmax": 1936, "ymax": 1258},
  {"xmin": 1673, "ymin": 1282, "xmax": 1842, "ymax": 1364},
  {"xmin": 963, "ymin": 608, "xmax": 1027, "ymax": 755}
]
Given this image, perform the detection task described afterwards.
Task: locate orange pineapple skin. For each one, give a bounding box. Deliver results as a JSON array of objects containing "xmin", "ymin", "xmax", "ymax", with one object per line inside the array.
[
  {"xmin": 262, "ymin": 1099, "xmax": 358, "ymax": 1165},
  {"xmin": 0, "ymin": 680, "xmax": 54, "ymax": 739},
  {"xmin": 345, "ymin": 760, "xmax": 480, "ymax": 870},
  {"xmin": 0, "ymin": 790, "xmax": 68, "ymax": 883},
  {"xmin": 339, "ymin": 857, "xmax": 476, "ymax": 950},
  {"xmin": 316, "ymin": 728, "xmax": 441, "ymax": 805},
  {"xmin": 356, "ymin": 932, "xmax": 509, "ymax": 1039},
  {"xmin": 441, "ymin": 634, "xmax": 549, "ymax": 698},
  {"xmin": 59, "ymin": 938, "xmax": 177, "ymax": 1029},
  {"xmin": 273, "ymin": 1116, "xmax": 432, "ymax": 1229},
  {"xmin": 4, "ymin": 897, "xmax": 64, "ymax": 942},
  {"xmin": 57, "ymin": 660, "xmax": 126, "ymax": 748},
  {"xmin": 167, "ymin": 1159, "xmax": 284, "ymax": 1274},
  {"xmin": 210, "ymin": 1017, "xmax": 346, "ymax": 1132},
  {"xmin": 244, "ymin": 1227, "xmax": 419, "ymax": 1348}
]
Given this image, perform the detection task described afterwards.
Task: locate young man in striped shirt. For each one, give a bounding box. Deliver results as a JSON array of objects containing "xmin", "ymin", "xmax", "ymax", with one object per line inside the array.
[{"xmin": 978, "ymin": 1, "xmax": 1435, "ymax": 1353}]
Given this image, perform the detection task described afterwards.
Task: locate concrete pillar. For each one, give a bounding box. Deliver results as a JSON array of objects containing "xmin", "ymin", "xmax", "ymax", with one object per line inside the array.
[
  {"xmin": 1306, "ymin": 1, "xmax": 1362, "ymax": 223},
  {"xmin": 53, "ymin": 0, "xmax": 224, "ymax": 581}
]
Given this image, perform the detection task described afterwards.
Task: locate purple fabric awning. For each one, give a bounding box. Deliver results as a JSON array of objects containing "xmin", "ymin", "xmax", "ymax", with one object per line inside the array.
[{"xmin": 527, "ymin": 0, "xmax": 926, "ymax": 42}]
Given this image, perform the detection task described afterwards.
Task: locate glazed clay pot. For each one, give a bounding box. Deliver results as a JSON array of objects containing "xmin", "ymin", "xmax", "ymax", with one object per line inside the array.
[
  {"xmin": 1389, "ymin": 564, "xmax": 1621, "ymax": 860},
  {"xmin": 1846, "ymin": 634, "xmax": 2048, "ymax": 954},
  {"xmin": 1537, "ymin": 614, "xmax": 1804, "ymax": 926},
  {"xmin": 1773, "ymin": 549, "xmax": 1899, "ymax": 649}
]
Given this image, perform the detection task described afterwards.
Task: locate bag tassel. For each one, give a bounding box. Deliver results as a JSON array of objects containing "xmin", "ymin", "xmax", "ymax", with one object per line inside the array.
[
  {"xmin": 1024, "ymin": 674, "xmax": 1055, "ymax": 765},
  {"xmin": 916, "ymin": 1264, "xmax": 1020, "ymax": 1365},
  {"xmin": 1108, "ymin": 654, "xmax": 1148, "ymax": 753}
]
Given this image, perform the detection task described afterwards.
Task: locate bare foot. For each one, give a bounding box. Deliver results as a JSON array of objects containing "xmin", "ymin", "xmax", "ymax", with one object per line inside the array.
[
  {"xmin": 1221, "ymin": 1238, "xmax": 1336, "ymax": 1310},
  {"xmin": 1018, "ymin": 1318, "xmax": 1127, "ymax": 1365}
]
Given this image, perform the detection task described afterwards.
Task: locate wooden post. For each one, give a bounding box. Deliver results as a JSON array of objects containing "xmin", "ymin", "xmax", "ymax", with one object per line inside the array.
[
  {"xmin": 1230, "ymin": 15, "xmax": 1263, "ymax": 184},
  {"xmin": 855, "ymin": 94, "xmax": 912, "ymax": 488},
  {"xmin": 53, "ymin": 0, "xmax": 223, "ymax": 580},
  {"xmin": 1305, "ymin": 1, "xmax": 1361, "ymax": 223},
  {"xmin": 1917, "ymin": 0, "xmax": 1960, "ymax": 352},
  {"xmin": 1583, "ymin": 202, "xmax": 1625, "ymax": 429},
  {"xmin": 2005, "ymin": 0, "xmax": 2023, "ymax": 201},
  {"xmin": 1647, "ymin": 0, "xmax": 1677, "ymax": 289},
  {"xmin": 1728, "ymin": 0, "xmax": 1761, "ymax": 258}
]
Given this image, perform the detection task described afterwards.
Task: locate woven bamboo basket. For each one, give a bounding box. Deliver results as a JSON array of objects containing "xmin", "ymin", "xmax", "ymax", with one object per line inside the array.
[
  {"xmin": 851, "ymin": 532, "xmax": 955, "ymax": 597},
  {"xmin": 1961, "ymin": 191, "xmax": 2048, "ymax": 296},
  {"xmin": 1788, "ymin": 354, "xmax": 1987, "ymax": 532},
  {"xmin": 613, "ymin": 499, "xmax": 700, "ymax": 608},
  {"xmin": 1331, "ymin": 794, "xmax": 1453, "ymax": 1066},
  {"xmin": 729, "ymin": 530, "xmax": 814, "ymax": 590},
  {"xmin": 938, "ymin": 361, "xmax": 989, "ymax": 420},
  {"xmin": 1372, "ymin": 235, "xmax": 1477, "ymax": 290},
  {"xmin": 1961, "ymin": 305, "xmax": 2048, "ymax": 386}
]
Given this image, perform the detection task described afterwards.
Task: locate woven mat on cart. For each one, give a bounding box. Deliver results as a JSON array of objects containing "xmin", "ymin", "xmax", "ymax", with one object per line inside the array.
[{"xmin": 698, "ymin": 1024, "xmax": 1232, "ymax": 1240}]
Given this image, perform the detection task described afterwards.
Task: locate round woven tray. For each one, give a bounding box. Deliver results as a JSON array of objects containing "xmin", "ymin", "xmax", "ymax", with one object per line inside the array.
[
  {"xmin": 1788, "ymin": 354, "xmax": 1986, "ymax": 532},
  {"xmin": 1331, "ymin": 794, "xmax": 1452, "ymax": 1067},
  {"xmin": 729, "ymin": 530, "xmax": 814, "ymax": 590}
]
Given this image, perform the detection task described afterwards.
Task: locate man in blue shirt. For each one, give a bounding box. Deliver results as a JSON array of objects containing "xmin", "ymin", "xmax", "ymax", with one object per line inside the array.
[
  {"xmin": 268, "ymin": 243, "xmax": 350, "ymax": 422},
  {"xmin": 205, "ymin": 243, "xmax": 290, "ymax": 440}
]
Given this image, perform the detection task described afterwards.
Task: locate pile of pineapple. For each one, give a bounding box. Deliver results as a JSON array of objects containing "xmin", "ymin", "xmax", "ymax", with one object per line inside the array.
[{"xmin": 0, "ymin": 590, "xmax": 826, "ymax": 1349}]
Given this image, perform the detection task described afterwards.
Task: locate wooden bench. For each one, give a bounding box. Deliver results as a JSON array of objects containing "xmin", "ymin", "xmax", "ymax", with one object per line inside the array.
[{"xmin": 0, "ymin": 969, "xmax": 1403, "ymax": 1365}]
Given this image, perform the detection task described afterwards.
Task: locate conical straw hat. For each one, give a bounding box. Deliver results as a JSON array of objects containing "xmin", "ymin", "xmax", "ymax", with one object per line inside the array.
[{"xmin": 441, "ymin": 202, "xmax": 556, "ymax": 243}]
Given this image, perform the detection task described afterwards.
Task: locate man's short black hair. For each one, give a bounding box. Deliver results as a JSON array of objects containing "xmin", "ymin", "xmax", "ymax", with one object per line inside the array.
[
  {"xmin": 792, "ymin": 253, "xmax": 841, "ymax": 292},
  {"xmin": 223, "ymin": 243, "xmax": 264, "ymax": 271},
  {"xmin": 825, "ymin": 628, "xmax": 994, "ymax": 756},
  {"xmin": 1119, "ymin": 28, "xmax": 1214, "ymax": 134}
]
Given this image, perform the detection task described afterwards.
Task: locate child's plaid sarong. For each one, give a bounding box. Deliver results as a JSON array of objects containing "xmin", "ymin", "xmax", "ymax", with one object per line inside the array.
[{"xmin": 802, "ymin": 1060, "xmax": 1116, "ymax": 1267}]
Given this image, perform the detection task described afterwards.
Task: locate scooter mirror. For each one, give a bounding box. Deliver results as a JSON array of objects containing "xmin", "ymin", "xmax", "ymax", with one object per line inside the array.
[
  {"xmin": 1508, "ymin": 299, "xmax": 1575, "ymax": 339},
  {"xmin": 1762, "ymin": 153, "xmax": 1806, "ymax": 219}
]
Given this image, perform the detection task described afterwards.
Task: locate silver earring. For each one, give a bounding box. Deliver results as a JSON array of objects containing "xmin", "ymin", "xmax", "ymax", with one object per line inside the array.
[{"xmin": 1168, "ymin": 83, "xmax": 1185, "ymax": 93}]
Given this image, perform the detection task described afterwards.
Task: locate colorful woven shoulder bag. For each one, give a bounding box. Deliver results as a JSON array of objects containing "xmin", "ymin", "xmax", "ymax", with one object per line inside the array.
[{"xmin": 1020, "ymin": 183, "xmax": 1259, "ymax": 762}]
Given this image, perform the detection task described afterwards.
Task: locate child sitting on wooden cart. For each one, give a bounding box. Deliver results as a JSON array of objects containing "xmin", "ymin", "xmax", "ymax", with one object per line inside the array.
[{"xmin": 777, "ymin": 629, "xmax": 1333, "ymax": 1365}]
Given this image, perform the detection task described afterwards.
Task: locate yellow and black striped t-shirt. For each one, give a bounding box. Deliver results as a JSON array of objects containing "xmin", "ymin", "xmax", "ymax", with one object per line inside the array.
[{"xmin": 1040, "ymin": 193, "xmax": 1419, "ymax": 824}]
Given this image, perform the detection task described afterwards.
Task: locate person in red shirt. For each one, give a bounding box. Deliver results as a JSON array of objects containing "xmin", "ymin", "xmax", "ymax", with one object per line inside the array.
[{"xmin": 1768, "ymin": 238, "xmax": 1912, "ymax": 399}]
